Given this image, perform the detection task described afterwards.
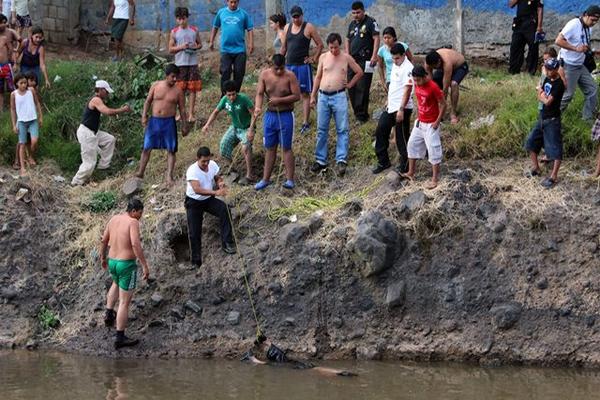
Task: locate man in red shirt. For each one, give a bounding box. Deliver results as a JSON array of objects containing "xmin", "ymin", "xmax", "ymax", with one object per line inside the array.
[{"xmin": 402, "ymin": 65, "xmax": 446, "ymax": 189}]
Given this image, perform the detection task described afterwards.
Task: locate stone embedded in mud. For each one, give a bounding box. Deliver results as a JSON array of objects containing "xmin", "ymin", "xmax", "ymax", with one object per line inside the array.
[
  {"xmin": 308, "ymin": 211, "xmax": 324, "ymax": 233},
  {"xmin": 385, "ymin": 170, "xmax": 401, "ymax": 189},
  {"xmin": 184, "ymin": 301, "xmax": 202, "ymax": 315},
  {"xmin": 280, "ymin": 223, "xmax": 309, "ymax": 246},
  {"xmin": 122, "ymin": 177, "xmax": 144, "ymax": 196},
  {"xmin": 150, "ymin": 293, "xmax": 163, "ymax": 306},
  {"xmin": 451, "ymin": 169, "xmax": 472, "ymax": 182},
  {"xmin": 348, "ymin": 211, "xmax": 403, "ymax": 277},
  {"xmin": 284, "ymin": 317, "xmax": 295, "ymax": 326},
  {"xmin": 385, "ymin": 281, "xmax": 406, "ymax": 308},
  {"xmin": 267, "ymin": 282, "xmax": 282, "ymax": 294},
  {"xmin": 349, "ymin": 328, "xmax": 366, "ymax": 340},
  {"xmin": 491, "ymin": 302, "xmax": 522, "ymax": 330},
  {"xmin": 356, "ymin": 346, "xmax": 381, "ymax": 361},
  {"xmin": 170, "ymin": 307, "xmax": 185, "ymax": 320},
  {"xmin": 536, "ymin": 277, "xmax": 549, "ymax": 290},
  {"xmin": 332, "ymin": 317, "xmax": 344, "ymax": 328},
  {"xmin": 401, "ymin": 191, "xmax": 426, "ymax": 213},
  {"xmin": 257, "ymin": 242, "xmax": 269, "ymax": 252},
  {"xmin": 0, "ymin": 287, "xmax": 18, "ymax": 301},
  {"xmin": 341, "ymin": 198, "xmax": 363, "ymax": 217},
  {"xmin": 25, "ymin": 340, "xmax": 37, "ymax": 350},
  {"xmin": 227, "ymin": 311, "xmax": 240, "ymax": 325}
]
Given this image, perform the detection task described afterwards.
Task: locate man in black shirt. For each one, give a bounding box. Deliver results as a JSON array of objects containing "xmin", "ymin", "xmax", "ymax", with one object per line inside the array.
[
  {"xmin": 345, "ymin": 1, "xmax": 380, "ymax": 122},
  {"xmin": 508, "ymin": 0, "xmax": 544, "ymax": 75},
  {"xmin": 525, "ymin": 58, "xmax": 565, "ymax": 188}
]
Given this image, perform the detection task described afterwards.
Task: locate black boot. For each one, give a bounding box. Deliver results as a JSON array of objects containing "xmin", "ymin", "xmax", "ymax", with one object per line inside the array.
[
  {"xmin": 104, "ymin": 309, "xmax": 116, "ymax": 327},
  {"xmin": 114, "ymin": 330, "xmax": 139, "ymax": 349}
]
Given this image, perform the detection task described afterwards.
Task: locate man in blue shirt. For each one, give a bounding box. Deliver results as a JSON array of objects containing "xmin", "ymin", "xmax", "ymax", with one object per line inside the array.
[{"xmin": 209, "ymin": 0, "xmax": 254, "ymax": 94}]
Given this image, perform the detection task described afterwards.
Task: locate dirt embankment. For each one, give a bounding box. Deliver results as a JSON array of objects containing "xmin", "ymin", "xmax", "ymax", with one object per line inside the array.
[{"xmin": 2, "ymin": 160, "xmax": 600, "ymax": 367}]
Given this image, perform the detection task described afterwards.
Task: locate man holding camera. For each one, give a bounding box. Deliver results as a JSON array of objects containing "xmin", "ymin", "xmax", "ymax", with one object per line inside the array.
[
  {"xmin": 555, "ymin": 5, "xmax": 600, "ymax": 121},
  {"xmin": 508, "ymin": 0, "xmax": 544, "ymax": 75}
]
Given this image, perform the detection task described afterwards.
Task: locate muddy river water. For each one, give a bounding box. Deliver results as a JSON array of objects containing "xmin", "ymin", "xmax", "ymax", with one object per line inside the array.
[{"xmin": 2, "ymin": 351, "xmax": 600, "ymax": 399}]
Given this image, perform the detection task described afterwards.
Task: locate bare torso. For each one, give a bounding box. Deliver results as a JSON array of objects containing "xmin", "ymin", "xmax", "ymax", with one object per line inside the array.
[
  {"xmin": 0, "ymin": 32, "xmax": 12, "ymax": 64},
  {"xmin": 263, "ymin": 69, "xmax": 296, "ymax": 112},
  {"xmin": 319, "ymin": 52, "xmax": 348, "ymax": 92},
  {"xmin": 106, "ymin": 214, "xmax": 138, "ymax": 260},
  {"xmin": 437, "ymin": 48, "xmax": 466, "ymax": 71},
  {"xmin": 151, "ymin": 81, "xmax": 181, "ymax": 117}
]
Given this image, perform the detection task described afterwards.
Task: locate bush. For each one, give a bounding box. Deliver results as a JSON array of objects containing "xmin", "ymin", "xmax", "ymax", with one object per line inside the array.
[
  {"xmin": 83, "ymin": 190, "xmax": 118, "ymax": 213},
  {"xmin": 38, "ymin": 305, "xmax": 60, "ymax": 330}
]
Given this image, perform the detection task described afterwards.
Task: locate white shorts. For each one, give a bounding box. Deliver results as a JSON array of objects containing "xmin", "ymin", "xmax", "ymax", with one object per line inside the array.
[{"xmin": 407, "ymin": 120, "xmax": 443, "ymax": 165}]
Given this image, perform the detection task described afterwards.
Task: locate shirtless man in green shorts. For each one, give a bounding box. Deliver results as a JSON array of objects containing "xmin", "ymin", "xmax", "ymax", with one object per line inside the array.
[{"xmin": 100, "ymin": 198, "xmax": 150, "ymax": 349}]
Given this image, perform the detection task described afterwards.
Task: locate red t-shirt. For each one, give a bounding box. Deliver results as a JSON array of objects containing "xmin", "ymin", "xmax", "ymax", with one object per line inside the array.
[{"xmin": 415, "ymin": 80, "xmax": 444, "ymax": 123}]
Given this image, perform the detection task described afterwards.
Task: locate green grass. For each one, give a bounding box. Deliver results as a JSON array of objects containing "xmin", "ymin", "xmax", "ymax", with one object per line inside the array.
[
  {"xmin": 38, "ymin": 305, "xmax": 60, "ymax": 330},
  {"xmin": 83, "ymin": 190, "xmax": 118, "ymax": 213}
]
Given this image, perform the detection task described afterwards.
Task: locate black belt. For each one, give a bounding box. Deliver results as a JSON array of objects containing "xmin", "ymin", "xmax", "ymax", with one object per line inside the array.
[{"xmin": 319, "ymin": 88, "xmax": 345, "ymax": 96}]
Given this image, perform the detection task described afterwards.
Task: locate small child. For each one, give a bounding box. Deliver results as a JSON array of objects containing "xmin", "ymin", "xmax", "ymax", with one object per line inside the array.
[
  {"xmin": 168, "ymin": 6, "xmax": 202, "ymax": 123},
  {"xmin": 538, "ymin": 47, "xmax": 566, "ymax": 111},
  {"xmin": 525, "ymin": 58, "xmax": 565, "ymax": 188},
  {"xmin": 201, "ymin": 79, "xmax": 256, "ymax": 185},
  {"xmin": 401, "ymin": 65, "xmax": 446, "ymax": 189},
  {"xmin": 10, "ymin": 73, "xmax": 42, "ymax": 176}
]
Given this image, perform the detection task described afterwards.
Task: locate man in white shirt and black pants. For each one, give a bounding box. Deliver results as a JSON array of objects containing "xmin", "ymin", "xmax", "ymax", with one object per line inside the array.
[
  {"xmin": 185, "ymin": 146, "xmax": 236, "ymax": 268},
  {"xmin": 555, "ymin": 5, "xmax": 600, "ymax": 121},
  {"xmin": 373, "ymin": 43, "xmax": 413, "ymax": 174}
]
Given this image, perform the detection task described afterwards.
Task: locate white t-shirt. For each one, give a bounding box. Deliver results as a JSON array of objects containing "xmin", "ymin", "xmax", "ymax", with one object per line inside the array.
[
  {"xmin": 558, "ymin": 18, "xmax": 589, "ymax": 66},
  {"xmin": 387, "ymin": 58, "xmax": 414, "ymax": 113},
  {"xmin": 113, "ymin": 0, "xmax": 130, "ymax": 20},
  {"xmin": 186, "ymin": 160, "xmax": 220, "ymax": 201}
]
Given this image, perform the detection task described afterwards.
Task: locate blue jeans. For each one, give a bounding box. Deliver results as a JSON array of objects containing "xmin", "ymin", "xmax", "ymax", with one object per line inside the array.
[{"xmin": 315, "ymin": 91, "xmax": 349, "ymax": 165}]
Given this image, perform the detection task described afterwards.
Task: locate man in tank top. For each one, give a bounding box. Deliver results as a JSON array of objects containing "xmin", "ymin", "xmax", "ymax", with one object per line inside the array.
[
  {"xmin": 280, "ymin": 5, "xmax": 323, "ymax": 135},
  {"xmin": 71, "ymin": 80, "xmax": 131, "ymax": 186}
]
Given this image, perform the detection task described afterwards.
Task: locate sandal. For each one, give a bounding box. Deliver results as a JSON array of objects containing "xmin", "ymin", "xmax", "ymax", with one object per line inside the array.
[
  {"xmin": 540, "ymin": 177, "xmax": 557, "ymax": 188},
  {"xmin": 254, "ymin": 180, "xmax": 271, "ymax": 191},
  {"xmin": 282, "ymin": 180, "xmax": 295, "ymax": 189},
  {"xmin": 526, "ymin": 169, "xmax": 541, "ymax": 178}
]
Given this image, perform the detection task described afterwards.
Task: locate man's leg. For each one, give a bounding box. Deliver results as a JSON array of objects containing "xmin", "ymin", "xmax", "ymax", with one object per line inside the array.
[
  {"xmin": 508, "ymin": 29, "xmax": 525, "ymax": 74},
  {"xmin": 315, "ymin": 94, "xmax": 331, "ymax": 165},
  {"xmin": 395, "ymin": 108, "xmax": 413, "ymax": 173},
  {"xmin": 450, "ymin": 81, "xmax": 460, "ymax": 122},
  {"xmin": 72, "ymin": 126, "xmax": 100, "ymax": 185},
  {"xmin": 96, "ymin": 130, "xmax": 116, "ymax": 169},
  {"xmin": 204, "ymin": 197, "xmax": 234, "ymax": 248},
  {"xmin": 333, "ymin": 92, "xmax": 351, "ymax": 163},
  {"xmin": 115, "ymin": 288, "xmax": 136, "ymax": 347},
  {"xmin": 357, "ymin": 69, "xmax": 373, "ymax": 121},
  {"xmin": 529, "ymin": 151, "xmax": 540, "ymax": 173},
  {"xmin": 220, "ymin": 53, "xmax": 235, "ymax": 94},
  {"xmin": 135, "ymin": 149, "xmax": 152, "ymax": 178},
  {"xmin": 524, "ymin": 27, "xmax": 539, "ymax": 75},
  {"xmin": 374, "ymin": 111, "xmax": 393, "ymax": 168},
  {"xmin": 427, "ymin": 163, "xmax": 440, "ymax": 189},
  {"xmin": 185, "ymin": 197, "xmax": 205, "ymax": 266},
  {"xmin": 347, "ymin": 67, "xmax": 360, "ymax": 119},
  {"xmin": 579, "ymin": 69, "xmax": 599, "ymax": 121},
  {"xmin": 232, "ymin": 52, "xmax": 247, "ymax": 92},
  {"xmin": 560, "ymin": 64, "xmax": 581, "ymax": 112},
  {"xmin": 166, "ymin": 151, "xmax": 176, "ymax": 185},
  {"xmin": 104, "ymin": 281, "xmax": 118, "ymax": 326},
  {"xmin": 283, "ymin": 149, "xmax": 295, "ymax": 181},
  {"xmin": 262, "ymin": 147, "xmax": 277, "ymax": 182},
  {"xmin": 594, "ymin": 145, "xmax": 600, "ymax": 177},
  {"xmin": 302, "ymin": 92, "xmax": 311, "ymax": 126},
  {"xmin": 242, "ymin": 144, "xmax": 253, "ymax": 179},
  {"xmin": 188, "ymin": 91, "xmax": 197, "ymax": 122}
]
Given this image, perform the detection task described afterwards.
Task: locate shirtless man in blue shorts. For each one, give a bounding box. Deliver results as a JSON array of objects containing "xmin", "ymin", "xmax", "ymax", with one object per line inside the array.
[
  {"xmin": 136, "ymin": 63, "xmax": 189, "ymax": 186},
  {"xmin": 251, "ymin": 54, "xmax": 300, "ymax": 190}
]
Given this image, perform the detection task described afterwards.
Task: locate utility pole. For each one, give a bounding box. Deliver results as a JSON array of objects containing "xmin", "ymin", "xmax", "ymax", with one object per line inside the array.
[
  {"xmin": 455, "ymin": 0, "xmax": 464, "ymax": 53},
  {"xmin": 265, "ymin": 0, "xmax": 284, "ymax": 51}
]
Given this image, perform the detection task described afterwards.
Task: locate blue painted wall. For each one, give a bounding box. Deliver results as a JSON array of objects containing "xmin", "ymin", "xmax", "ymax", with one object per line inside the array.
[{"xmin": 82, "ymin": 0, "xmax": 592, "ymax": 34}]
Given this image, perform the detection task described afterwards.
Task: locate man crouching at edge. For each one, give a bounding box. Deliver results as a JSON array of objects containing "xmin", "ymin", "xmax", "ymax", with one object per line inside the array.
[
  {"xmin": 241, "ymin": 334, "xmax": 357, "ymax": 377},
  {"xmin": 100, "ymin": 197, "xmax": 150, "ymax": 349}
]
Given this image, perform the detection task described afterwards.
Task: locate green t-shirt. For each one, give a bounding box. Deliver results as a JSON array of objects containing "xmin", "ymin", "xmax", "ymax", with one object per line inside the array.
[{"xmin": 217, "ymin": 93, "xmax": 253, "ymax": 129}]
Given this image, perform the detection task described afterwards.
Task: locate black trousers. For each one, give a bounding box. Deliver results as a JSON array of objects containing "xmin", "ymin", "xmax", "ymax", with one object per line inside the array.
[
  {"xmin": 509, "ymin": 21, "xmax": 538, "ymax": 75},
  {"xmin": 185, "ymin": 196, "xmax": 234, "ymax": 265},
  {"xmin": 220, "ymin": 52, "xmax": 247, "ymax": 94},
  {"xmin": 348, "ymin": 58, "xmax": 373, "ymax": 122},
  {"xmin": 374, "ymin": 108, "xmax": 413, "ymax": 172}
]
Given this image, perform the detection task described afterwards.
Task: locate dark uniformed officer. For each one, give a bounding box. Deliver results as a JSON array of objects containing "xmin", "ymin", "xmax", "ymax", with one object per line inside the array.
[
  {"xmin": 508, "ymin": 0, "xmax": 544, "ymax": 75},
  {"xmin": 345, "ymin": 1, "xmax": 380, "ymax": 123}
]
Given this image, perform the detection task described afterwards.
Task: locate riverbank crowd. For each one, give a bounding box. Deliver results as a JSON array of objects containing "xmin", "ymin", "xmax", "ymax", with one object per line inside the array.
[{"xmin": 2, "ymin": 1, "xmax": 600, "ymax": 351}]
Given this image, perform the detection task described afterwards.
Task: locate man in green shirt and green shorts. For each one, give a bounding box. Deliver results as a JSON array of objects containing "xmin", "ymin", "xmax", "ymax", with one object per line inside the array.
[
  {"xmin": 100, "ymin": 198, "xmax": 150, "ymax": 349},
  {"xmin": 202, "ymin": 79, "xmax": 257, "ymax": 185}
]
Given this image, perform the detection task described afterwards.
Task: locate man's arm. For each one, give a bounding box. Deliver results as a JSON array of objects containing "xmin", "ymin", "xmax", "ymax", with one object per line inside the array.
[
  {"xmin": 555, "ymin": 33, "xmax": 586, "ymax": 53},
  {"xmin": 247, "ymin": 106, "xmax": 256, "ymax": 142},
  {"xmin": 141, "ymin": 83, "xmax": 155, "ymax": 125},
  {"xmin": 195, "ymin": 30, "xmax": 203, "ymax": 49},
  {"xmin": 247, "ymin": 29, "xmax": 254, "ymax": 55},
  {"xmin": 178, "ymin": 89, "xmax": 188, "ymax": 135},
  {"xmin": 442, "ymin": 62, "xmax": 452, "ymax": 94},
  {"xmin": 189, "ymin": 179, "xmax": 227, "ymax": 197},
  {"xmin": 209, "ymin": 12, "xmax": 220, "ymax": 50},
  {"xmin": 377, "ymin": 53, "xmax": 386, "ymax": 89},
  {"xmin": 202, "ymin": 108, "xmax": 221, "ymax": 134},
  {"xmin": 310, "ymin": 54, "xmax": 324, "ymax": 106},
  {"xmin": 99, "ymin": 223, "xmax": 110, "ymax": 270},
  {"xmin": 345, "ymin": 38, "xmax": 350, "ymax": 54},
  {"xmin": 91, "ymin": 97, "xmax": 130, "ymax": 116},
  {"xmin": 105, "ymin": 1, "xmax": 115, "ymax": 24},
  {"xmin": 168, "ymin": 32, "xmax": 183, "ymax": 54},
  {"xmin": 508, "ymin": 0, "xmax": 518, "ymax": 8},
  {"xmin": 254, "ymin": 71, "xmax": 266, "ymax": 115},
  {"xmin": 346, "ymin": 55, "xmax": 364, "ymax": 88},
  {"xmin": 537, "ymin": 3, "xmax": 543, "ymax": 32},
  {"xmin": 129, "ymin": 220, "xmax": 150, "ymax": 280},
  {"xmin": 370, "ymin": 33, "xmax": 380, "ymax": 66},
  {"xmin": 129, "ymin": 0, "xmax": 136, "ymax": 25},
  {"xmin": 280, "ymin": 23, "xmax": 289, "ymax": 56},
  {"xmin": 269, "ymin": 72, "xmax": 301, "ymax": 105},
  {"xmin": 433, "ymin": 96, "xmax": 447, "ymax": 130},
  {"xmin": 308, "ymin": 24, "xmax": 324, "ymax": 64},
  {"xmin": 396, "ymin": 82, "xmax": 413, "ymax": 122}
]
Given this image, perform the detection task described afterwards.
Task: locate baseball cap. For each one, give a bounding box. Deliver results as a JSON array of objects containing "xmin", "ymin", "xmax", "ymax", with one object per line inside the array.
[
  {"xmin": 544, "ymin": 58, "xmax": 560, "ymax": 70},
  {"xmin": 584, "ymin": 5, "xmax": 600, "ymax": 17},
  {"xmin": 95, "ymin": 80, "xmax": 114, "ymax": 94},
  {"xmin": 290, "ymin": 5, "xmax": 303, "ymax": 17}
]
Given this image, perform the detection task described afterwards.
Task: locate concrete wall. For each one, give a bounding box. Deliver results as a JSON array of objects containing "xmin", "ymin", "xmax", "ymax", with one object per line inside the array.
[{"xmin": 30, "ymin": 0, "xmax": 600, "ymax": 58}]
